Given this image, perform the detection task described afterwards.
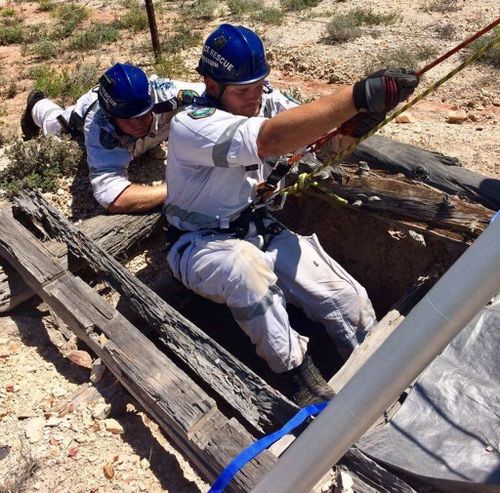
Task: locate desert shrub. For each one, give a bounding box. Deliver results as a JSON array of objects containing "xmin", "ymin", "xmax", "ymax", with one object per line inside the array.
[
  {"xmin": 324, "ymin": 12, "xmax": 362, "ymax": 44},
  {"xmin": 38, "ymin": 0, "xmax": 56, "ymax": 12},
  {"xmin": 1, "ymin": 8, "xmax": 16, "ymax": 17},
  {"xmin": 424, "ymin": 0, "xmax": 461, "ymax": 13},
  {"xmin": 0, "ymin": 17, "xmax": 23, "ymax": 45},
  {"xmin": 0, "ymin": 443, "xmax": 41, "ymax": 493},
  {"xmin": 30, "ymin": 61, "xmax": 99, "ymax": 101},
  {"xmin": 51, "ymin": 2, "xmax": 89, "ymax": 39},
  {"xmin": 161, "ymin": 25, "xmax": 201, "ymax": 54},
  {"xmin": 5, "ymin": 81, "xmax": 18, "ymax": 99},
  {"xmin": 0, "ymin": 136, "xmax": 84, "ymax": 196},
  {"xmin": 227, "ymin": 0, "xmax": 263, "ymax": 16},
  {"xmin": 182, "ymin": 0, "xmax": 218, "ymax": 20},
  {"xmin": 468, "ymin": 28, "xmax": 500, "ymax": 69},
  {"xmin": 115, "ymin": 0, "xmax": 148, "ymax": 31},
  {"xmin": 154, "ymin": 54, "xmax": 190, "ymax": 79},
  {"xmin": 250, "ymin": 7, "xmax": 284, "ymax": 25},
  {"xmin": 69, "ymin": 23, "xmax": 119, "ymax": 51},
  {"xmin": 350, "ymin": 8, "xmax": 399, "ymax": 25},
  {"xmin": 26, "ymin": 37, "xmax": 58, "ymax": 59},
  {"xmin": 281, "ymin": 0, "xmax": 321, "ymax": 11},
  {"xmin": 365, "ymin": 43, "xmax": 439, "ymax": 73},
  {"xmin": 434, "ymin": 23, "xmax": 456, "ymax": 40}
]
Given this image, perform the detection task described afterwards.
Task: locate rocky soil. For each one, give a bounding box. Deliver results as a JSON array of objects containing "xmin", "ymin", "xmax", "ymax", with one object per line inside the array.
[{"xmin": 0, "ymin": 0, "xmax": 498, "ymax": 492}]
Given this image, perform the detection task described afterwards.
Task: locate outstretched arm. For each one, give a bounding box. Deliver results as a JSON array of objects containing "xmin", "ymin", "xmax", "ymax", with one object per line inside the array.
[{"xmin": 107, "ymin": 183, "xmax": 166, "ymax": 214}]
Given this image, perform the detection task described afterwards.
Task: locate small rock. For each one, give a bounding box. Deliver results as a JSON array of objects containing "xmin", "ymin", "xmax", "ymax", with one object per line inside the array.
[
  {"xmin": 46, "ymin": 416, "xmax": 64, "ymax": 427},
  {"xmin": 92, "ymin": 403, "xmax": 111, "ymax": 420},
  {"xmin": 104, "ymin": 418, "xmax": 124, "ymax": 434},
  {"xmin": 18, "ymin": 408, "xmax": 37, "ymax": 420},
  {"xmin": 395, "ymin": 112, "xmax": 415, "ymax": 123},
  {"xmin": 67, "ymin": 446, "xmax": 79, "ymax": 458},
  {"xmin": 140, "ymin": 458, "xmax": 150, "ymax": 470},
  {"xmin": 492, "ymin": 99, "xmax": 500, "ymax": 107},
  {"xmin": 5, "ymin": 384, "xmax": 14, "ymax": 392},
  {"xmin": 446, "ymin": 110, "xmax": 467, "ymax": 124},
  {"xmin": 25, "ymin": 417, "xmax": 45, "ymax": 443},
  {"xmin": 65, "ymin": 350, "xmax": 93, "ymax": 369},
  {"xmin": 57, "ymin": 188, "xmax": 65, "ymax": 196},
  {"xmin": 103, "ymin": 463, "xmax": 115, "ymax": 479},
  {"xmin": 450, "ymin": 103, "xmax": 459, "ymax": 110},
  {"xmin": 90, "ymin": 359, "xmax": 106, "ymax": 384},
  {"xmin": 468, "ymin": 113, "xmax": 479, "ymax": 122}
]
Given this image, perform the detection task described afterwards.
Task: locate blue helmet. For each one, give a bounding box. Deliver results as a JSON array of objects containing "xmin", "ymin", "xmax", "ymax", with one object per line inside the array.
[
  {"xmin": 97, "ymin": 63, "xmax": 153, "ymax": 119},
  {"xmin": 196, "ymin": 24, "xmax": 270, "ymax": 85}
]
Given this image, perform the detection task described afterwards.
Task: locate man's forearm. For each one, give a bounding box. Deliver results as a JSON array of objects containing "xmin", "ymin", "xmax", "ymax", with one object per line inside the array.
[
  {"xmin": 107, "ymin": 183, "xmax": 166, "ymax": 214},
  {"xmin": 257, "ymin": 86, "xmax": 356, "ymax": 158}
]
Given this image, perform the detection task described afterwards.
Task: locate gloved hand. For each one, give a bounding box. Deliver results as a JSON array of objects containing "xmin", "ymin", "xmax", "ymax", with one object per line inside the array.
[
  {"xmin": 338, "ymin": 112, "xmax": 386, "ymax": 138},
  {"xmin": 353, "ymin": 68, "xmax": 419, "ymax": 113}
]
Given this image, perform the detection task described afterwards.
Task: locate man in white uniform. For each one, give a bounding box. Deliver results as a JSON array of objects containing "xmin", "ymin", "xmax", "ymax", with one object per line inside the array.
[
  {"xmin": 164, "ymin": 24, "xmax": 419, "ymax": 405},
  {"xmin": 21, "ymin": 63, "xmax": 204, "ymax": 213}
]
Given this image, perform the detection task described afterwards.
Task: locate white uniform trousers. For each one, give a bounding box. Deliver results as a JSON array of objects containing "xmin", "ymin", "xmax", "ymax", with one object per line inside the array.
[
  {"xmin": 31, "ymin": 99, "xmax": 74, "ymax": 137},
  {"xmin": 167, "ymin": 226, "xmax": 376, "ymax": 373}
]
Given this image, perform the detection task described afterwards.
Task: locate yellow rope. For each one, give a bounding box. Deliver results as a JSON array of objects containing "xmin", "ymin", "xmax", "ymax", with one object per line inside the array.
[{"xmin": 272, "ymin": 33, "xmax": 500, "ymax": 205}]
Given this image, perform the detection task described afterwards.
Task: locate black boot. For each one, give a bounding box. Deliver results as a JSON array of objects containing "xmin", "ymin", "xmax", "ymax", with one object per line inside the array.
[
  {"xmin": 21, "ymin": 90, "xmax": 45, "ymax": 141},
  {"xmin": 287, "ymin": 354, "xmax": 335, "ymax": 407}
]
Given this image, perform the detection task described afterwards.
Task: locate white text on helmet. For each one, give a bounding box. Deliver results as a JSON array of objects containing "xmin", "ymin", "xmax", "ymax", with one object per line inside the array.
[{"xmin": 203, "ymin": 45, "xmax": 235, "ymax": 73}]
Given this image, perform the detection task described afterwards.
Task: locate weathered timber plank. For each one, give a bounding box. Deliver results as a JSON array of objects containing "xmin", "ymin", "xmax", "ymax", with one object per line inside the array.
[
  {"xmin": 350, "ymin": 135, "xmax": 500, "ymax": 210},
  {"xmin": 0, "ymin": 211, "xmax": 276, "ymax": 492},
  {"xmin": 314, "ymin": 169, "xmax": 492, "ymax": 237},
  {"xmin": 338, "ymin": 448, "xmax": 417, "ymax": 493},
  {"xmin": 14, "ymin": 191, "xmax": 298, "ymax": 434},
  {"xmin": 0, "ymin": 208, "xmax": 162, "ymax": 312}
]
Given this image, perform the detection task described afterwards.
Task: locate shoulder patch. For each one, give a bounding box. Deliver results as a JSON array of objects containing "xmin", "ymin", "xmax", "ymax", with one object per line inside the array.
[
  {"xmin": 177, "ymin": 89, "xmax": 200, "ymax": 106},
  {"xmin": 188, "ymin": 107, "xmax": 216, "ymax": 119},
  {"xmin": 99, "ymin": 128, "xmax": 119, "ymax": 150}
]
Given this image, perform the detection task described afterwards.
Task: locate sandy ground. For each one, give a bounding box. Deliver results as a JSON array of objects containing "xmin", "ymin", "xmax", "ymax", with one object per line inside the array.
[{"xmin": 0, "ymin": 0, "xmax": 498, "ymax": 491}]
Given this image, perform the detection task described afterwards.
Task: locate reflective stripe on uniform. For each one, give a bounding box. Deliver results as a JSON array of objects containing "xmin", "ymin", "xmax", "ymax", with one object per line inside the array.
[
  {"xmin": 212, "ymin": 119, "xmax": 246, "ymax": 167},
  {"xmin": 230, "ymin": 285, "xmax": 280, "ymax": 322}
]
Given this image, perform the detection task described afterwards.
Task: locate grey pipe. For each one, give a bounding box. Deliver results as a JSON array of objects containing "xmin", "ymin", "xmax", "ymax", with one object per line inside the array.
[{"xmin": 253, "ymin": 216, "xmax": 500, "ymax": 493}]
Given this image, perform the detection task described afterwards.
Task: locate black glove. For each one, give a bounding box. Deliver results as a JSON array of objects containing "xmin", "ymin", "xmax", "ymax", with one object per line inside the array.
[
  {"xmin": 353, "ymin": 68, "xmax": 419, "ymax": 113},
  {"xmin": 338, "ymin": 112, "xmax": 386, "ymax": 138}
]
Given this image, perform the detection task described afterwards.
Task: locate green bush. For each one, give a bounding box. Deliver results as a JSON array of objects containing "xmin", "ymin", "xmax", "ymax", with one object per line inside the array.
[
  {"xmin": 26, "ymin": 38, "xmax": 58, "ymax": 59},
  {"xmin": 30, "ymin": 61, "xmax": 99, "ymax": 101},
  {"xmin": 365, "ymin": 44, "xmax": 439, "ymax": 73},
  {"xmin": 114, "ymin": 0, "xmax": 148, "ymax": 31},
  {"xmin": 324, "ymin": 13, "xmax": 361, "ymax": 44},
  {"xmin": 434, "ymin": 23, "xmax": 456, "ymax": 40},
  {"xmin": 0, "ymin": 18, "xmax": 23, "ymax": 45},
  {"xmin": 468, "ymin": 28, "xmax": 500, "ymax": 69},
  {"xmin": 51, "ymin": 2, "xmax": 89, "ymax": 39},
  {"xmin": 250, "ymin": 7, "xmax": 284, "ymax": 25},
  {"xmin": 1, "ymin": 8, "xmax": 16, "ymax": 17},
  {"xmin": 280, "ymin": 0, "xmax": 321, "ymax": 12},
  {"xmin": 154, "ymin": 54, "xmax": 190, "ymax": 80},
  {"xmin": 183, "ymin": 0, "xmax": 218, "ymax": 20},
  {"xmin": 161, "ymin": 25, "xmax": 201, "ymax": 54},
  {"xmin": 350, "ymin": 8, "xmax": 399, "ymax": 25},
  {"xmin": 227, "ymin": 0, "xmax": 263, "ymax": 16},
  {"xmin": 37, "ymin": 0, "xmax": 56, "ymax": 12},
  {"xmin": 0, "ymin": 136, "xmax": 84, "ymax": 196},
  {"xmin": 424, "ymin": 0, "xmax": 461, "ymax": 13},
  {"xmin": 69, "ymin": 23, "xmax": 119, "ymax": 51}
]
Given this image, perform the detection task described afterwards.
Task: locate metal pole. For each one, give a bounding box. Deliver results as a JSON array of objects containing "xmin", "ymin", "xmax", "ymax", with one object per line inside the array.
[
  {"xmin": 144, "ymin": 0, "xmax": 161, "ymax": 61},
  {"xmin": 253, "ymin": 216, "xmax": 500, "ymax": 493}
]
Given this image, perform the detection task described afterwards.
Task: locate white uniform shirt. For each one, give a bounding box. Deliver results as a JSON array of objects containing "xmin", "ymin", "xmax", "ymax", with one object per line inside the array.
[
  {"xmin": 79, "ymin": 78, "xmax": 205, "ymax": 208},
  {"xmin": 165, "ymin": 85, "xmax": 300, "ymax": 231}
]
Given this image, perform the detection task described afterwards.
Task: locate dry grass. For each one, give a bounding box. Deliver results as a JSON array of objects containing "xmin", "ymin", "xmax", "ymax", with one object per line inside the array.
[{"xmin": 0, "ymin": 444, "xmax": 41, "ymax": 493}]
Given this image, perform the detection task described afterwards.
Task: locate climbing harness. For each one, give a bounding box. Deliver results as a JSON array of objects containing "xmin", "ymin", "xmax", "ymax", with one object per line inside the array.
[{"xmin": 257, "ymin": 18, "xmax": 500, "ymax": 207}]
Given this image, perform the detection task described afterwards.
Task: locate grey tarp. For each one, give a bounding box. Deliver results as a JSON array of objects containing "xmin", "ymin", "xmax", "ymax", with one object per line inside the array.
[{"xmin": 357, "ymin": 297, "xmax": 500, "ymax": 492}]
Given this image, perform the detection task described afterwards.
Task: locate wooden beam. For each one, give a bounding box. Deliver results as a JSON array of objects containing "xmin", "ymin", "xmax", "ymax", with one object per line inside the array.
[
  {"xmin": 0, "ymin": 210, "xmax": 276, "ymax": 492},
  {"xmin": 13, "ymin": 191, "xmax": 299, "ymax": 434},
  {"xmin": 0, "ymin": 208, "xmax": 162, "ymax": 312},
  {"xmin": 351, "ymin": 135, "xmax": 500, "ymax": 211}
]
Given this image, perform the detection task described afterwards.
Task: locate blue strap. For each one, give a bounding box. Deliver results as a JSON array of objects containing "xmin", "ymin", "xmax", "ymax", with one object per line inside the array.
[{"xmin": 209, "ymin": 401, "xmax": 329, "ymax": 493}]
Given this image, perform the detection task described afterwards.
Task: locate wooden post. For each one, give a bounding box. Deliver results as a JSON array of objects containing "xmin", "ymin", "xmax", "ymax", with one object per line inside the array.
[{"xmin": 144, "ymin": 0, "xmax": 161, "ymax": 61}]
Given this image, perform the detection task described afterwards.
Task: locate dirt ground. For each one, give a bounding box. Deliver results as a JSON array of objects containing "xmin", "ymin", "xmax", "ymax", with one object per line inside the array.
[{"xmin": 0, "ymin": 0, "xmax": 498, "ymax": 492}]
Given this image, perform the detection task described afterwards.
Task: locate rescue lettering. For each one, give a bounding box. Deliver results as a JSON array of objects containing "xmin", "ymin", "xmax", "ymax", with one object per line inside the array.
[{"xmin": 203, "ymin": 45, "xmax": 235, "ymax": 72}]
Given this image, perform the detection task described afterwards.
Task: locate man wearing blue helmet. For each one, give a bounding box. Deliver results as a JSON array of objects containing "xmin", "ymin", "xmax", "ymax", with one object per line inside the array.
[
  {"xmin": 164, "ymin": 24, "xmax": 419, "ymax": 405},
  {"xmin": 21, "ymin": 63, "xmax": 204, "ymax": 213}
]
